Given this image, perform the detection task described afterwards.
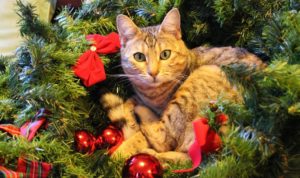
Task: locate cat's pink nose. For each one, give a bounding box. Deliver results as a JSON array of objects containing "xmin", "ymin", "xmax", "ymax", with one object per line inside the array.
[{"xmin": 148, "ymin": 70, "xmax": 159, "ymax": 78}]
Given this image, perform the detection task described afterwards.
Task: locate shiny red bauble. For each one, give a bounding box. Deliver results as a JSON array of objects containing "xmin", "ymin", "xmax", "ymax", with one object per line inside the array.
[
  {"xmin": 215, "ymin": 113, "xmax": 228, "ymax": 125},
  {"xmin": 74, "ymin": 130, "xmax": 103, "ymax": 154},
  {"xmin": 74, "ymin": 125, "xmax": 123, "ymax": 154},
  {"xmin": 101, "ymin": 125, "xmax": 123, "ymax": 149},
  {"xmin": 122, "ymin": 153, "xmax": 163, "ymax": 178}
]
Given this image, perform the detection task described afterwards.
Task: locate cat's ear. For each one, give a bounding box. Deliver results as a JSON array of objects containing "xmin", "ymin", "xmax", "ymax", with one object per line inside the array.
[
  {"xmin": 159, "ymin": 8, "xmax": 181, "ymax": 39},
  {"xmin": 116, "ymin": 15, "xmax": 141, "ymax": 45}
]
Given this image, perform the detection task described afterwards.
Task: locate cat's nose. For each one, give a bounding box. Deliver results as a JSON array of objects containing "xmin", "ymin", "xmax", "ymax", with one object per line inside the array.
[
  {"xmin": 147, "ymin": 60, "xmax": 159, "ymax": 79},
  {"xmin": 148, "ymin": 70, "xmax": 159, "ymax": 78}
]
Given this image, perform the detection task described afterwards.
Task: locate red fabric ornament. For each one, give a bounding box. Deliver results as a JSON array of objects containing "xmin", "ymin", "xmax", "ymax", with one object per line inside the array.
[
  {"xmin": 73, "ymin": 32, "xmax": 120, "ymax": 87},
  {"xmin": 173, "ymin": 116, "xmax": 227, "ymax": 173},
  {"xmin": 122, "ymin": 153, "xmax": 163, "ymax": 178},
  {"xmin": 0, "ymin": 124, "xmax": 20, "ymax": 136},
  {"xmin": 0, "ymin": 157, "xmax": 52, "ymax": 178},
  {"xmin": 16, "ymin": 157, "xmax": 52, "ymax": 178},
  {"xmin": 0, "ymin": 109, "xmax": 50, "ymax": 141},
  {"xmin": 74, "ymin": 125, "xmax": 123, "ymax": 154}
]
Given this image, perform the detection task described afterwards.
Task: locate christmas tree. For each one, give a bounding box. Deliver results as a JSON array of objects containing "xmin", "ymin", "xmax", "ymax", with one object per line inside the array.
[{"xmin": 0, "ymin": 0, "xmax": 299, "ymax": 177}]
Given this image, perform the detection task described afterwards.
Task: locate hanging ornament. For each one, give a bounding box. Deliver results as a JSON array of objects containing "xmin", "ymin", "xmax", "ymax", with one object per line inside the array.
[
  {"xmin": 74, "ymin": 125, "xmax": 123, "ymax": 154},
  {"xmin": 215, "ymin": 113, "xmax": 229, "ymax": 125},
  {"xmin": 74, "ymin": 130, "xmax": 104, "ymax": 154},
  {"xmin": 73, "ymin": 32, "xmax": 120, "ymax": 87},
  {"xmin": 100, "ymin": 125, "xmax": 123, "ymax": 154},
  {"xmin": 122, "ymin": 153, "xmax": 163, "ymax": 178}
]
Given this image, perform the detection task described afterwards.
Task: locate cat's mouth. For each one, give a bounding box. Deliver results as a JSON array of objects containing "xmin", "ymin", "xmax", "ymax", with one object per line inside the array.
[
  {"xmin": 131, "ymin": 76, "xmax": 164, "ymax": 87},
  {"xmin": 152, "ymin": 77, "xmax": 158, "ymax": 83}
]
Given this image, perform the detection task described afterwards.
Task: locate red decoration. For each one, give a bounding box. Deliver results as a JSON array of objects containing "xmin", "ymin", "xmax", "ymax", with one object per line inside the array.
[
  {"xmin": 173, "ymin": 115, "xmax": 228, "ymax": 173},
  {"xmin": 101, "ymin": 125, "xmax": 123, "ymax": 154},
  {"xmin": 74, "ymin": 130, "xmax": 103, "ymax": 154},
  {"xmin": 73, "ymin": 32, "xmax": 120, "ymax": 87},
  {"xmin": 74, "ymin": 125, "xmax": 123, "ymax": 154},
  {"xmin": 0, "ymin": 157, "xmax": 52, "ymax": 178},
  {"xmin": 122, "ymin": 153, "xmax": 163, "ymax": 178},
  {"xmin": 215, "ymin": 113, "xmax": 229, "ymax": 125},
  {"xmin": 0, "ymin": 124, "xmax": 20, "ymax": 136},
  {"xmin": 0, "ymin": 108, "xmax": 50, "ymax": 141}
]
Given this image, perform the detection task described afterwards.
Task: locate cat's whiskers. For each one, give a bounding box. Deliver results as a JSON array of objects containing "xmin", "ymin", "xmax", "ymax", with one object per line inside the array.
[
  {"xmin": 111, "ymin": 64, "xmax": 123, "ymax": 69},
  {"xmin": 108, "ymin": 73, "xmax": 153, "ymax": 85},
  {"xmin": 106, "ymin": 74, "xmax": 132, "ymax": 86},
  {"xmin": 107, "ymin": 74, "xmax": 137, "ymax": 78}
]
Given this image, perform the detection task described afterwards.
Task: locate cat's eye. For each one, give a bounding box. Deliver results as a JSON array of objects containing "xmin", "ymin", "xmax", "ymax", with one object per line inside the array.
[
  {"xmin": 160, "ymin": 50, "xmax": 171, "ymax": 60},
  {"xmin": 133, "ymin": 52, "xmax": 146, "ymax": 62}
]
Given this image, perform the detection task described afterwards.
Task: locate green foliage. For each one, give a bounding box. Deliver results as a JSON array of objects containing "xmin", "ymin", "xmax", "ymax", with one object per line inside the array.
[
  {"xmin": 0, "ymin": 0, "xmax": 299, "ymax": 177},
  {"xmin": 249, "ymin": 2, "xmax": 300, "ymax": 62}
]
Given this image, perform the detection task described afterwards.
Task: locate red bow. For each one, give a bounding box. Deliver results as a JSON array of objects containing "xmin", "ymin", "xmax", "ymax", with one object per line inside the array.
[
  {"xmin": 173, "ymin": 114, "xmax": 228, "ymax": 173},
  {"xmin": 0, "ymin": 109, "xmax": 50, "ymax": 141},
  {"xmin": 73, "ymin": 32, "xmax": 121, "ymax": 87}
]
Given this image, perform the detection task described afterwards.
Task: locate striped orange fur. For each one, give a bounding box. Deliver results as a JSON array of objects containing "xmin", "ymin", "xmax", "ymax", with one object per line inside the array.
[{"xmin": 101, "ymin": 8, "xmax": 265, "ymax": 162}]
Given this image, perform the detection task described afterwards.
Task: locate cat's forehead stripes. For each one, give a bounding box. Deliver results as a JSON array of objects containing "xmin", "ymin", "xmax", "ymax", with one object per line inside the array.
[
  {"xmin": 144, "ymin": 34, "xmax": 157, "ymax": 48},
  {"xmin": 141, "ymin": 26, "xmax": 159, "ymax": 48}
]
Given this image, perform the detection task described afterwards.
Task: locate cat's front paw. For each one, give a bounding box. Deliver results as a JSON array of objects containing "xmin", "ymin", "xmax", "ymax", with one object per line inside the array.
[
  {"xmin": 100, "ymin": 93, "xmax": 124, "ymax": 110},
  {"xmin": 111, "ymin": 131, "xmax": 149, "ymax": 159},
  {"xmin": 134, "ymin": 105, "xmax": 159, "ymax": 124},
  {"xmin": 141, "ymin": 149, "xmax": 191, "ymax": 164},
  {"xmin": 135, "ymin": 105, "xmax": 177, "ymax": 152}
]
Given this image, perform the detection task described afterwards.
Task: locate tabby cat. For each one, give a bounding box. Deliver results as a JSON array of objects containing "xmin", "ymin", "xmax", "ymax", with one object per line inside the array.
[{"xmin": 101, "ymin": 8, "xmax": 265, "ymax": 162}]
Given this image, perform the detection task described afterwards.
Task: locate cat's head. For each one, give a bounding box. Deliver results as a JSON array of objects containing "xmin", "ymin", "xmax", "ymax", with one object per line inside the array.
[{"xmin": 116, "ymin": 8, "xmax": 190, "ymax": 87}]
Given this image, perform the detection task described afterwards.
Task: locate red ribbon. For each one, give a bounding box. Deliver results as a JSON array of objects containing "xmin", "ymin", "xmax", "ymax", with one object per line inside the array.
[
  {"xmin": 173, "ymin": 114, "xmax": 227, "ymax": 173},
  {"xmin": 0, "ymin": 109, "xmax": 50, "ymax": 141},
  {"xmin": 73, "ymin": 32, "xmax": 120, "ymax": 87},
  {"xmin": 0, "ymin": 157, "xmax": 52, "ymax": 178}
]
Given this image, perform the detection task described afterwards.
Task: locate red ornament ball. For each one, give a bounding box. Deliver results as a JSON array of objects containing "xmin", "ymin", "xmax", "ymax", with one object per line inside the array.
[
  {"xmin": 122, "ymin": 153, "xmax": 163, "ymax": 178},
  {"xmin": 101, "ymin": 125, "xmax": 123, "ymax": 149},
  {"xmin": 74, "ymin": 130, "xmax": 103, "ymax": 154},
  {"xmin": 215, "ymin": 113, "xmax": 229, "ymax": 125}
]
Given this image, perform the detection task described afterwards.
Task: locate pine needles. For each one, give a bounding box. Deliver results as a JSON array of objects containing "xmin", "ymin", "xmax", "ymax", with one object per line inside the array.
[{"xmin": 0, "ymin": 0, "xmax": 299, "ymax": 177}]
